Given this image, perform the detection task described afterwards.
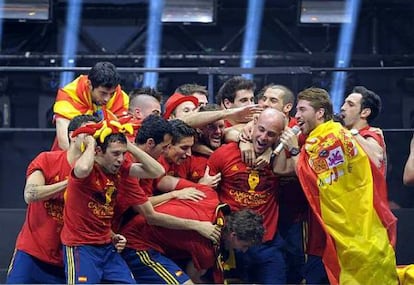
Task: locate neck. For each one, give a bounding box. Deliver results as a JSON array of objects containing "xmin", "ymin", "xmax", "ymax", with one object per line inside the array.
[{"xmin": 351, "ymin": 120, "xmax": 369, "ymax": 130}]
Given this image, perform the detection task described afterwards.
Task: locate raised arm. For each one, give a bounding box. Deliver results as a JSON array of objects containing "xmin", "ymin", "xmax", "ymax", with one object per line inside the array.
[
  {"xmin": 55, "ymin": 117, "xmax": 71, "ymax": 150},
  {"xmin": 273, "ymin": 127, "xmax": 299, "ymax": 176},
  {"xmin": 73, "ymin": 135, "xmax": 96, "ymax": 178},
  {"xmin": 127, "ymin": 140, "xmax": 165, "ymax": 179},
  {"xmin": 181, "ymin": 105, "xmax": 262, "ymax": 128},
  {"xmin": 24, "ymin": 171, "xmax": 68, "ymax": 204}
]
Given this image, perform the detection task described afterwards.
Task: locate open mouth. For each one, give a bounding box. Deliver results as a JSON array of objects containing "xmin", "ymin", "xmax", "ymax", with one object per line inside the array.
[
  {"xmin": 255, "ymin": 140, "xmax": 267, "ymax": 151},
  {"xmin": 210, "ymin": 137, "xmax": 221, "ymax": 144}
]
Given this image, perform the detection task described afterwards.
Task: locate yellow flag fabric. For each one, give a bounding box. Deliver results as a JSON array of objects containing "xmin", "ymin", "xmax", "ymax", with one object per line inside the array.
[
  {"xmin": 53, "ymin": 75, "xmax": 129, "ymax": 120},
  {"xmin": 397, "ymin": 265, "xmax": 414, "ymax": 285},
  {"xmin": 297, "ymin": 120, "xmax": 398, "ymax": 285}
]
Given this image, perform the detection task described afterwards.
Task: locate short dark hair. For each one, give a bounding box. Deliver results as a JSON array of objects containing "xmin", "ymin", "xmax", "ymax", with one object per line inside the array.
[
  {"xmin": 129, "ymin": 87, "xmax": 162, "ymax": 103},
  {"xmin": 135, "ymin": 115, "xmax": 172, "ymax": 145},
  {"xmin": 68, "ymin": 115, "xmax": 100, "ymax": 132},
  {"xmin": 223, "ymin": 209, "xmax": 264, "ymax": 245},
  {"xmin": 169, "ymin": 119, "xmax": 196, "ymax": 145},
  {"xmin": 88, "ymin": 62, "xmax": 121, "ymax": 89},
  {"xmin": 216, "ymin": 76, "xmax": 255, "ymax": 104},
  {"xmin": 175, "ymin": 83, "xmax": 208, "ymax": 97},
  {"xmin": 353, "ymin": 86, "xmax": 382, "ymax": 124},
  {"xmin": 97, "ymin": 133, "xmax": 127, "ymax": 153},
  {"xmin": 257, "ymin": 84, "xmax": 295, "ymax": 106}
]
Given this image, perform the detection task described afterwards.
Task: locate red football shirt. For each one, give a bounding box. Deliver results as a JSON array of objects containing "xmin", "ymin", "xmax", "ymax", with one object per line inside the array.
[
  {"xmin": 61, "ymin": 160, "xmax": 131, "ymax": 245},
  {"xmin": 207, "ymin": 142, "xmax": 279, "ymax": 242},
  {"xmin": 16, "ymin": 151, "xmax": 70, "ymax": 266},
  {"xmin": 120, "ymin": 180, "xmax": 219, "ymax": 270}
]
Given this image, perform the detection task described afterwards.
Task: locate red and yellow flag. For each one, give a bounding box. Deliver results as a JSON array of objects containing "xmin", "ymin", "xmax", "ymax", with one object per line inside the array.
[
  {"xmin": 53, "ymin": 75, "xmax": 129, "ymax": 120},
  {"xmin": 297, "ymin": 120, "xmax": 398, "ymax": 285}
]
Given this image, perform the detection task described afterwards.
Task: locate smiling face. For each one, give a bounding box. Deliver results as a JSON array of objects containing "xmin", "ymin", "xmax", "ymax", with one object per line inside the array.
[
  {"xmin": 340, "ymin": 93, "xmax": 363, "ymax": 129},
  {"xmin": 251, "ymin": 109, "xmax": 284, "ymax": 155},
  {"xmin": 258, "ymin": 88, "xmax": 285, "ymax": 111},
  {"xmin": 200, "ymin": 120, "xmax": 225, "ymax": 150},
  {"xmin": 295, "ymin": 99, "xmax": 324, "ymax": 135},
  {"xmin": 165, "ymin": 136, "xmax": 194, "ymax": 165},
  {"xmin": 96, "ymin": 141, "xmax": 127, "ymax": 174},
  {"xmin": 90, "ymin": 85, "xmax": 117, "ymax": 106}
]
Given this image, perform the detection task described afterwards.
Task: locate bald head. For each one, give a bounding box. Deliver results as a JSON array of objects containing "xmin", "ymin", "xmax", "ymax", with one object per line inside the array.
[
  {"xmin": 129, "ymin": 94, "xmax": 161, "ymax": 120},
  {"xmin": 258, "ymin": 108, "xmax": 286, "ymax": 128},
  {"xmin": 252, "ymin": 108, "xmax": 286, "ymax": 155}
]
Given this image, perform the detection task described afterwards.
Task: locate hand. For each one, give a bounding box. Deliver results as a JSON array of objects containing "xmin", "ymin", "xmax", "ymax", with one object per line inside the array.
[
  {"xmin": 112, "ymin": 234, "xmax": 127, "ymax": 253},
  {"xmin": 226, "ymin": 104, "xmax": 263, "ymax": 124},
  {"xmin": 80, "ymin": 135, "xmax": 96, "ymax": 152},
  {"xmin": 196, "ymin": 221, "xmax": 221, "ymax": 244},
  {"xmin": 239, "ymin": 120, "xmax": 254, "ymax": 143},
  {"xmin": 126, "ymin": 139, "xmax": 135, "ymax": 152},
  {"xmin": 198, "ymin": 166, "xmax": 221, "ymax": 188},
  {"xmin": 369, "ymin": 126, "xmax": 388, "ymax": 153},
  {"xmin": 279, "ymin": 127, "xmax": 299, "ymax": 152},
  {"xmin": 255, "ymin": 147, "xmax": 272, "ymax": 170},
  {"xmin": 172, "ymin": 187, "xmax": 206, "ymax": 201},
  {"xmin": 240, "ymin": 141, "xmax": 255, "ymax": 167}
]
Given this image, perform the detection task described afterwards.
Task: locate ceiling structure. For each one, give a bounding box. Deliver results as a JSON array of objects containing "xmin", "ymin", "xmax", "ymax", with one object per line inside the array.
[{"xmin": 1, "ymin": 0, "xmax": 414, "ymax": 68}]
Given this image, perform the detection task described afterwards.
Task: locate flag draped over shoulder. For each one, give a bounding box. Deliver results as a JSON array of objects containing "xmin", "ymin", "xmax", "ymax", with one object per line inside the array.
[
  {"xmin": 296, "ymin": 120, "xmax": 398, "ymax": 285},
  {"xmin": 53, "ymin": 75, "xmax": 129, "ymax": 120}
]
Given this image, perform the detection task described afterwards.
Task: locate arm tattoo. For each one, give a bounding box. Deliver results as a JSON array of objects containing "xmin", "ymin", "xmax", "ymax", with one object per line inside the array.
[{"xmin": 26, "ymin": 184, "xmax": 39, "ymax": 201}]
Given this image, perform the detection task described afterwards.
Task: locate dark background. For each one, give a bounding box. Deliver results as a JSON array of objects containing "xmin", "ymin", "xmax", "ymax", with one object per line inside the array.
[{"xmin": 1, "ymin": 0, "xmax": 414, "ymax": 280}]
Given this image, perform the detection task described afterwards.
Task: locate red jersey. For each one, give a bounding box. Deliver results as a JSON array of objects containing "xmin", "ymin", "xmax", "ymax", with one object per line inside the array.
[
  {"xmin": 207, "ymin": 142, "xmax": 279, "ymax": 242},
  {"xmin": 112, "ymin": 167, "xmax": 148, "ymax": 232},
  {"xmin": 120, "ymin": 180, "xmax": 219, "ymax": 270},
  {"xmin": 61, "ymin": 160, "xmax": 131, "ymax": 246},
  {"xmin": 187, "ymin": 154, "xmax": 209, "ymax": 182},
  {"xmin": 16, "ymin": 151, "xmax": 70, "ymax": 266}
]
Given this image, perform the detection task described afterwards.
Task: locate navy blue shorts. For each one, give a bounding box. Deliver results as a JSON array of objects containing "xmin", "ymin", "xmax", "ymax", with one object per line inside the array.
[
  {"xmin": 236, "ymin": 233, "xmax": 287, "ymax": 284},
  {"xmin": 63, "ymin": 244, "xmax": 135, "ymax": 284},
  {"xmin": 122, "ymin": 247, "xmax": 190, "ymax": 284},
  {"xmin": 303, "ymin": 254, "xmax": 329, "ymax": 284},
  {"xmin": 279, "ymin": 221, "xmax": 306, "ymax": 283},
  {"xmin": 6, "ymin": 249, "xmax": 66, "ymax": 284}
]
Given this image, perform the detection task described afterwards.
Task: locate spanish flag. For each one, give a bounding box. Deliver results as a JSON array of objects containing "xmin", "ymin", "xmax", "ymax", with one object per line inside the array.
[
  {"xmin": 297, "ymin": 120, "xmax": 398, "ymax": 285},
  {"xmin": 53, "ymin": 75, "xmax": 129, "ymax": 120}
]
